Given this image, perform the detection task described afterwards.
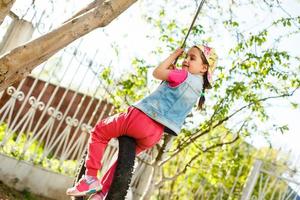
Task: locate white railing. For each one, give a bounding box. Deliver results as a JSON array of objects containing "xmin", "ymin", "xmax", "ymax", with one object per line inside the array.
[{"xmin": 0, "ymin": 24, "xmax": 115, "ymax": 177}]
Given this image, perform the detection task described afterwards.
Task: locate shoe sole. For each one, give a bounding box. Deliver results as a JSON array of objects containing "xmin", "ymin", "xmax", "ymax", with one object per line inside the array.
[{"xmin": 67, "ymin": 185, "xmax": 102, "ymax": 197}]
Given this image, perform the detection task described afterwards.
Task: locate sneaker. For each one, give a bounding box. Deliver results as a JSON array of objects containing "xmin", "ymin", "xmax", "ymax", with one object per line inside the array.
[
  {"xmin": 88, "ymin": 191, "xmax": 107, "ymax": 200},
  {"xmin": 66, "ymin": 175, "xmax": 102, "ymax": 197}
]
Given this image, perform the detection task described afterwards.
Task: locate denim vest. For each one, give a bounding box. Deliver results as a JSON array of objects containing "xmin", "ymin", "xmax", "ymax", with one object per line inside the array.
[{"xmin": 133, "ymin": 72, "xmax": 203, "ymax": 135}]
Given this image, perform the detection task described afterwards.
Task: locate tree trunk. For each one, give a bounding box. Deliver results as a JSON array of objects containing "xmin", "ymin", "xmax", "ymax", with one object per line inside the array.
[
  {"xmin": 0, "ymin": 0, "xmax": 16, "ymax": 25},
  {"xmin": 0, "ymin": 0, "xmax": 137, "ymax": 92}
]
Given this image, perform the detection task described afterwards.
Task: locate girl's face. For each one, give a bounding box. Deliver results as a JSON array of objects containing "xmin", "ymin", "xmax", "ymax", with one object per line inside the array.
[{"xmin": 182, "ymin": 47, "xmax": 208, "ymax": 75}]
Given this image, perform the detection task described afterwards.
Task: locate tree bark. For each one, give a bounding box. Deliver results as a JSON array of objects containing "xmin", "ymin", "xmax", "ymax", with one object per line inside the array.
[
  {"xmin": 0, "ymin": 0, "xmax": 16, "ymax": 25},
  {"xmin": 0, "ymin": 0, "xmax": 137, "ymax": 92}
]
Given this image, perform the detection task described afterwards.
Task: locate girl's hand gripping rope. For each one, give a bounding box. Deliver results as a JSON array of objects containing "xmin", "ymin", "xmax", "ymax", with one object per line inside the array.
[{"xmin": 153, "ymin": 48, "xmax": 184, "ymax": 81}]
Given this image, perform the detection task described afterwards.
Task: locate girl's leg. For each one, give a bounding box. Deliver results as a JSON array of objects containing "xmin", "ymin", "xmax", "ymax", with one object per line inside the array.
[
  {"xmin": 86, "ymin": 107, "xmax": 163, "ymax": 178},
  {"xmin": 85, "ymin": 127, "xmax": 116, "ymax": 176},
  {"xmin": 99, "ymin": 161, "xmax": 117, "ymax": 195},
  {"xmin": 99, "ymin": 130, "xmax": 163, "ymax": 196},
  {"xmin": 85, "ymin": 111, "xmax": 131, "ymax": 175},
  {"xmin": 67, "ymin": 107, "xmax": 164, "ymax": 197},
  {"xmin": 66, "ymin": 112, "xmax": 127, "ymax": 196},
  {"xmin": 99, "ymin": 108, "xmax": 164, "ymax": 194}
]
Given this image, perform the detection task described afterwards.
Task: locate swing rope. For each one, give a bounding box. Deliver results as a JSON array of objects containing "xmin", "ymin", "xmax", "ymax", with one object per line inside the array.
[{"xmin": 174, "ymin": 0, "xmax": 206, "ymax": 65}]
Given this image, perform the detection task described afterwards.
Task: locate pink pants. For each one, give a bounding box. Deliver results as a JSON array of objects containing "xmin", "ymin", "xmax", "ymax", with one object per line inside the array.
[{"xmin": 85, "ymin": 106, "xmax": 164, "ymax": 194}]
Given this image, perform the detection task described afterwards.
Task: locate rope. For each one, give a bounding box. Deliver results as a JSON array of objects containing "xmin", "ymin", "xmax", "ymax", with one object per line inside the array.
[{"xmin": 174, "ymin": 0, "xmax": 206, "ymax": 65}]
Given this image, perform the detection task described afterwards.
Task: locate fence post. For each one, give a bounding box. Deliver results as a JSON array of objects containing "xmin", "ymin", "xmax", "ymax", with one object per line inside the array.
[{"xmin": 241, "ymin": 159, "xmax": 263, "ymax": 200}]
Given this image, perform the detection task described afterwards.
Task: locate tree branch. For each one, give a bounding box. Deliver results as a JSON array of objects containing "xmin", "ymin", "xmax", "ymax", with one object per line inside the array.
[
  {"xmin": 156, "ymin": 122, "xmax": 244, "ymax": 187},
  {"xmin": 0, "ymin": 0, "xmax": 138, "ymax": 92}
]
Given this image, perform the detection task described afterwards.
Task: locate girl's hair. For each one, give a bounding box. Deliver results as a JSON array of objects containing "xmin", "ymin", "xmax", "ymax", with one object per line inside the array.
[{"xmin": 194, "ymin": 46, "xmax": 210, "ymax": 110}]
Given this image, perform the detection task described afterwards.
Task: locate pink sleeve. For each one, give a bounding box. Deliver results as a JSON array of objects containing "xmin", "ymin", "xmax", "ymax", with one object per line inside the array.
[{"xmin": 167, "ymin": 69, "xmax": 188, "ymax": 87}]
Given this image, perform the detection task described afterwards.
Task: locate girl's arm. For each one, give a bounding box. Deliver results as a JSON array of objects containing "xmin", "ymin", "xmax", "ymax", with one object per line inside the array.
[{"xmin": 153, "ymin": 48, "xmax": 184, "ymax": 80}]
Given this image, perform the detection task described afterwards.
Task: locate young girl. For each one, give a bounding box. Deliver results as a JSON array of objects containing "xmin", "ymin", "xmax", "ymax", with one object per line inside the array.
[{"xmin": 66, "ymin": 45, "xmax": 217, "ymax": 199}]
